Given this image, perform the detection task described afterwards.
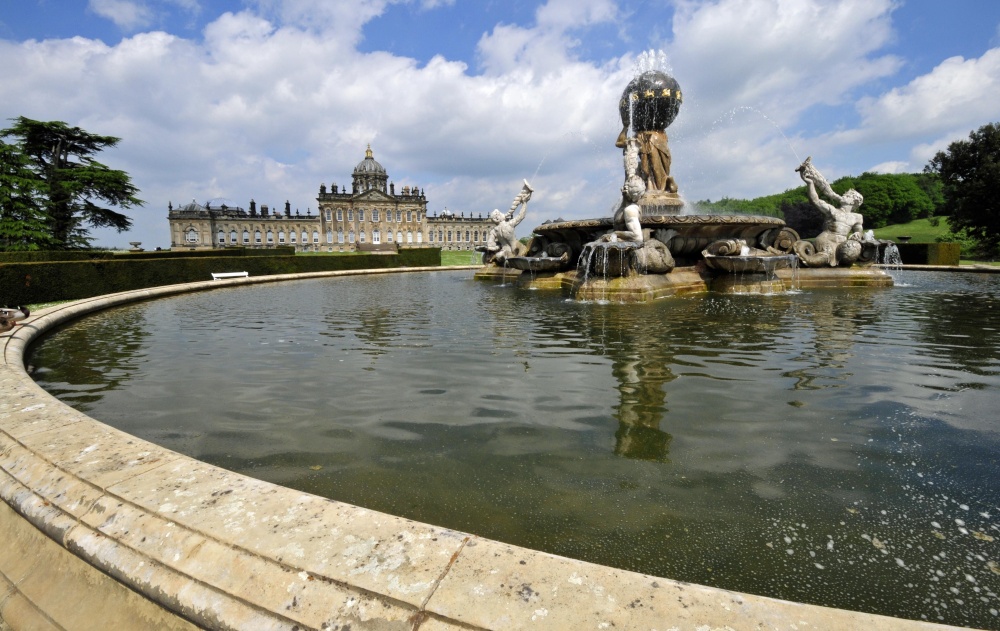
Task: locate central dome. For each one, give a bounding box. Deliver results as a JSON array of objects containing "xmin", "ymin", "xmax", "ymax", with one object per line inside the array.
[{"xmin": 354, "ymin": 144, "xmax": 386, "ymax": 175}]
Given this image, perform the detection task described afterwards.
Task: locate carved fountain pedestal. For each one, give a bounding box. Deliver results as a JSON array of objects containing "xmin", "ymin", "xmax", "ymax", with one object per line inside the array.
[{"xmin": 474, "ymin": 68, "xmax": 895, "ymax": 302}]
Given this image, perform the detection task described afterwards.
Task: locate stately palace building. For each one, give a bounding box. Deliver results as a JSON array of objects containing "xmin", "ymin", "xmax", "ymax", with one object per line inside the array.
[{"xmin": 168, "ymin": 146, "xmax": 493, "ymax": 253}]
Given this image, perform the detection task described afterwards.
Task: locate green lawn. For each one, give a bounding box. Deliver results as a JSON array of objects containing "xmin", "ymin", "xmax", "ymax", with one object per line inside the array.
[
  {"xmin": 872, "ymin": 217, "xmax": 950, "ymax": 242},
  {"xmin": 441, "ymin": 250, "xmax": 483, "ymax": 266}
]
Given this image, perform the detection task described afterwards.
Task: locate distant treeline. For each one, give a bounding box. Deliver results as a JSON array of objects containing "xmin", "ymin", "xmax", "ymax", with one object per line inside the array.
[{"xmin": 695, "ymin": 172, "xmax": 944, "ymax": 237}]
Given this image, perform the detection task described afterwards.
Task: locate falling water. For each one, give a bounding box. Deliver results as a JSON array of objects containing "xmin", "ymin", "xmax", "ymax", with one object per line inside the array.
[
  {"xmin": 880, "ymin": 242, "xmax": 906, "ymax": 286},
  {"xmin": 715, "ymin": 106, "xmax": 801, "ymax": 163}
]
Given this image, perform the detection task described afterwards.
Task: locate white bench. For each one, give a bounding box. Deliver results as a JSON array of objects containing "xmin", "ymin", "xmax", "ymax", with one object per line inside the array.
[{"xmin": 211, "ymin": 271, "xmax": 249, "ymax": 280}]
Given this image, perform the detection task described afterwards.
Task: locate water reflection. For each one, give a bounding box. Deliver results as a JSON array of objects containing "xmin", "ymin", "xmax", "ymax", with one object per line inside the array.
[
  {"xmin": 26, "ymin": 271, "xmax": 1000, "ymax": 629},
  {"xmin": 28, "ymin": 305, "xmax": 151, "ymax": 409}
]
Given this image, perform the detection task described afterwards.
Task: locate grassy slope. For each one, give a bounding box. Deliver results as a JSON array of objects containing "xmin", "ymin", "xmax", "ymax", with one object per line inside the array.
[{"xmin": 871, "ymin": 217, "xmax": 951, "ymax": 242}]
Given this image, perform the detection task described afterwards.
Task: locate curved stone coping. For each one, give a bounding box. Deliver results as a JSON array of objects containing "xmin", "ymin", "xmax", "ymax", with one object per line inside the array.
[{"xmin": 0, "ymin": 268, "xmax": 968, "ymax": 630}]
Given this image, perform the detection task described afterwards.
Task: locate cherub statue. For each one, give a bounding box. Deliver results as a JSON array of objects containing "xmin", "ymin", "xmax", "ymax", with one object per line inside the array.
[
  {"xmin": 793, "ymin": 157, "xmax": 867, "ymax": 267},
  {"xmin": 599, "ymin": 138, "xmax": 674, "ymax": 273},
  {"xmin": 482, "ymin": 180, "xmax": 533, "ymax": 265}
]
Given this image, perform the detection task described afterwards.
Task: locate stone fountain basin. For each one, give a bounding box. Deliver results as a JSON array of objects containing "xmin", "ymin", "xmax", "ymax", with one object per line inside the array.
[
  {"xmin": 533, "ymin": 214, "xmax": 787, "ymax": 258},
  {"xmin": 505, "ymin": 255, "xmax": 570, "ymax": 272},
  {"xmin": 701, "ymin": 252, "xmax": 797, "ymax": 274}
]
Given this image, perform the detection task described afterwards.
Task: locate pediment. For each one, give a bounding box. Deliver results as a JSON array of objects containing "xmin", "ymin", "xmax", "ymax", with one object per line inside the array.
[{"xmin": 356, "ymin": 190, "xmax": 394, "ymax": 202}]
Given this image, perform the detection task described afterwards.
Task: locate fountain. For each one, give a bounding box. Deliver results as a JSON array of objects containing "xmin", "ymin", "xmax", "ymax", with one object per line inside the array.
[
  {"xmin": 479, "ymin": 66, "xmax": 894, "ymax": 301},
  {"xmin": 17, "ymin": 57, "xmax": 982, "ymax": 631}
]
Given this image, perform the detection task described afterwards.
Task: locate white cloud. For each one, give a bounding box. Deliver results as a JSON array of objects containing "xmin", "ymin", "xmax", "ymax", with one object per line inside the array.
[
  {"xmin": 659, "ymin": 0, "xmax": 903, "ymax": 199},
  {"xmin": 868, "ymin": 160, "xmax": 908, "ymax": 174},
  {"xmin": 89, "ymin": 0, "xmax": 155, "ymax": 31},
  {"xmin": 476, "ymin": 0, "xmax": 619, "ymax": 76},
  {"xmin": 847, "ymin": 48, "xmax": 1000, "ymax": 141},
  {"xmin": 5, "ymin": 0, "xmax": 996, "ymax": 248}
]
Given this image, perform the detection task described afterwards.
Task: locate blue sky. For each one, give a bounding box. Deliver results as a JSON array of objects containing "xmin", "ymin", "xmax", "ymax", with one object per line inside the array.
[{"xmin": 2, "ymin": 0, "xmax": 999, "ymax": 248}]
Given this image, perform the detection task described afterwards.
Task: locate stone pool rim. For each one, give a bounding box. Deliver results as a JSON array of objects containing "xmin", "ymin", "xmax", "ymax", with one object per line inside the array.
[{"xmin": 0, "ymin": 266, "xmax": 978, "ymax": 630}]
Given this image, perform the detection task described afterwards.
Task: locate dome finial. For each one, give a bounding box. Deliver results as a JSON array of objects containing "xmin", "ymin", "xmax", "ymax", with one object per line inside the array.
[{"xmin": 366, "ymin": 144, "xmax": 373, "ymax": 159}]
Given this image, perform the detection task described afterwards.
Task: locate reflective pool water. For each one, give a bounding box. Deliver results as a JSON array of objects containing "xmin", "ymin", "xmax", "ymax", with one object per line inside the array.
[{"xmin": 28, "ymin": 270, "xmax": 1000, "ymax": 628}]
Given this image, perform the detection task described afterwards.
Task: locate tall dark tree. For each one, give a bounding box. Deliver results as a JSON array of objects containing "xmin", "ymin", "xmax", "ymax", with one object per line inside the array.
[
  {"xmin": 0, "ymin": 141, "xmax": 52, "ymax": 250},
  {"xmin": 0, "ymin": 117, "xmax": 143, "ymax": 249},
  {"xmin": 926, "ymin": 122, "xmax": 1000, "ymax": 255}
]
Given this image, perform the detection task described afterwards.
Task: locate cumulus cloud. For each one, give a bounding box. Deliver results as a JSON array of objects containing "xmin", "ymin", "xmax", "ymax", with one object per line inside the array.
[
  {"xmin": 841, "ymin": 49, "xmax": 1000, "ymax": 142},
  {"xmin": 3, "ymin": 0, "xmax": 998, "ymax": 248},
  {"xmin": 661, "ymin": 0, "xmax": 904, "ymax": 198},
  {"xmin": 89, "ymin": 0, "xmax": 155, "ymax": 31}
]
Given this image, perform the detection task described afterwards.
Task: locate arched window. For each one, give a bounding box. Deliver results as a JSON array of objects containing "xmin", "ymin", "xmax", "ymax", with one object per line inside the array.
[
  {"xmin": 474, "ymin": 230, "xmax": 479, "ymax": 242},
  {"xmin": 336, "ymin": 209, "xmax": 343, "ymax": 220},
  {"xmin": 428, "ymin": 231, "xmax": 434, "ymax": 243},
  {"xmin": 407, "ymin": 230, "xmax": 413, "ymax": 243},
  {"xmin": 303, "ymin": 231, "xmax": 309, "ymax": 243},
  {"xmin": 266, "ymin": 230, "xmax": 274, "ymax": 243},
  {"xmin": 372, "ymin": 209, "xmax": 380, "ymax": 222},
  {"xmin": 396, "ymin": 230, "xmax": 403, "ymax": 243},
  {"xmin": 289, "ymin": 231, "xmax": 297, "ymax": 243},
  {"xmin": 396, "ymin": 210, "xmax": 402, "ymax": 222},
  {"xmin": 465, "ymin": 231, "xmax": 470, "ymax": 242},
  {"xmin": 373, "ymin": 229, "xmax": 381, "ymax": 244},
  {"xmin": 348, "ymin": 230, "xmax": 355, "ymax": 243},
  {"xmin": 255, "ymin": 230, "xmax": 262, "ymax": 244},
  {"xmin": 347, "ymin": 209, "xmax": 354, "ymax": 221},
  {"xmin": 278, "ymin": 230, "xmax": 286, "ymax": 243},
  {"xmin": 338, "ymin": 229, "xmax": 344, "ymax": 243},
  {"xmin": 217, "ymin": 230, "xmax": 225, "ymax": 244},
  {"xmin": 326, "ymin": 230, "xmax": 333, "ymax": 243},
  {"xmin": 359, "ymin": 231, "xmax": 366, "ymax": 243},
  {"xmin": 417, "ymin": 231, "xmax": 422, "ymax": 243},
  {"xmin": 229, "ymin": 230, "xmax": 237, "ymax": 243},
  {"xmin": 386, "ymin": 231, "xmax": 393, "ymax": 243},
  {"xmin": 358, "ymin": 209, "xmax": 365, "ymax": 222},
  {"xmin": 186, "ymin": 228, "xmax": 199, "ymax": 243},
  {"xmin": 325, "ymin": 209, "xmax": 331, "ymax": 221},
  {"xmin": 242, "ymin": 230, "xmax": 250, "ymax": 244}
]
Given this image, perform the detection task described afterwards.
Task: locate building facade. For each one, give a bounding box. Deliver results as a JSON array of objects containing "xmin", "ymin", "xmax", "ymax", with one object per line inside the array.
[{"xmin": 168, "ymin": 146, "xmax": 493, "ymax": 253}]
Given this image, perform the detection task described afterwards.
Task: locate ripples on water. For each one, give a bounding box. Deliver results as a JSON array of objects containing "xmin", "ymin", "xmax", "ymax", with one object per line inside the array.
[{"xmin": 29, "ymin": 270, "xmax": 1000, "ymax": 628}]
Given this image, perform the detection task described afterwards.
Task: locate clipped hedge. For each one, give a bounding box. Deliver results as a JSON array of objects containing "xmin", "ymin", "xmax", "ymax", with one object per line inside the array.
[
  {"xmin": 0, "ymin": 248, "xmax": 441, "ymax": 305},
  {"xmin": 895, "ymin": 242, "xmax": 961, "ymax": 266},
  {"xmin": 0, "ymin": 251, "xmax": 115, "ymax": 263}
]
